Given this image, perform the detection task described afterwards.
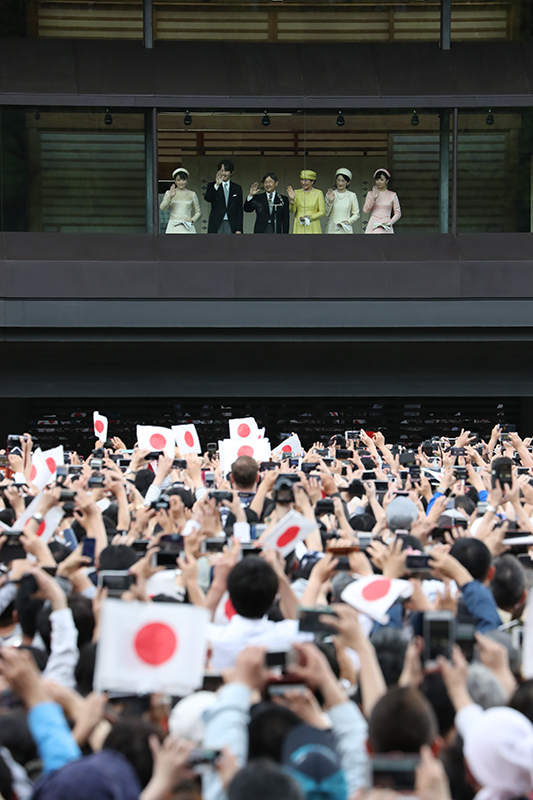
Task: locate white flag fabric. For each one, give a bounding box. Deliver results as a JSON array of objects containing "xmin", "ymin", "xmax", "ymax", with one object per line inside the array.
[
  {"xmin": 340, "ymin": 576, "xmax": 413, "ymax": 625},
  {"xmin": 11, "ymin": 493, "xmax": 43, "ymax": 533},
  {"xmin": 261, "ymin": 509, "xmax": 317, "ymax": 557},
  {"xmin": 94, "ymin": 599, "xmax": 210, "ymax": 696},
  {"xmin": 219, "ymin": 438, "xmax": 271, "ymax": 475},
  {"xmin": 35, "ymin": 506, "xmax": 65, "ymax": 543},
  {"xmin": 172, "ymin": 424, "xmax": 202, "ymax": 455},
  {"xmin": 272, "ymin": 434, "xmax": 302, "ymax": 458},
  {"xmin": 29, "ymin": 446, "xmax": 63, "ymax": 490},
  {"xmin": 93, "ymin": 411, "xmax": 108, "ymax": 443},
  {"xmin": 136, "ymin": 425, "xmax": 175, "ymax": 459},
  {"xmin": 229, "ymin": 417, "xmax": 259, "ymax": 440}
]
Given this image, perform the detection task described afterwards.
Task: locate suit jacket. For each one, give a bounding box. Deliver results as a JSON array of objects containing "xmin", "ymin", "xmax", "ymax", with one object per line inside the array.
[
  {"xmin": 243, "ymin": 191, "xmax": 290, "ymax": 234},
  {"xmin": 204, "ymin": 180, "xmax": 243, "ymax": 233}
]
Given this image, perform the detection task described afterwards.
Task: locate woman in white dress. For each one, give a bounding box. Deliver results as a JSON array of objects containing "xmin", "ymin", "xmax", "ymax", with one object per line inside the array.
[
  {"xmin": 325, "ymin": 168, "xmax": 360, "ymax": 234},
  {"xmin": 160, "ymin": 167, "xmax": 201, "ymax": 234}
]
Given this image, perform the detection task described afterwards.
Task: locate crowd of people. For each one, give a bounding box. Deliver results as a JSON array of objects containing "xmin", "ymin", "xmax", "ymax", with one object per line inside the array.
[
  {"xmin": 0, "ymin": 422, "xmax": 532, "ymax": 800},
  {"xmin": 160, "ymin": 161, "xmax": 401, "ymax": 235}
]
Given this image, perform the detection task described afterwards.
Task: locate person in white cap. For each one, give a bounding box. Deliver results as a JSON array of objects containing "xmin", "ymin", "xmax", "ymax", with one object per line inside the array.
[
  {"xmin": 159, "ymin": 168, "xmax": 201, "ymax": 233},
  {"xmin": 363, "ymin": 168, "xmax": 401, "ymax": 234},
  {"xmin": 325, "ymin": 168, "xmax": 360, "ymax": 234}
]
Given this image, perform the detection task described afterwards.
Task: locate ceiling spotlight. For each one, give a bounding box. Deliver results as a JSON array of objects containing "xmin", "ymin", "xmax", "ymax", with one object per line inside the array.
[
  {"xmin": 336, "ymin": 111, "xmax": 345, "ymax": 127},
  {"xmin": 183, "ymin": 110, "xmax": 192, "ymax": 126},
  {"xmin": 485, "ymin": 110, "xmax": 494, "ymax": 126},
  {"xmin": 411, "ymin": 111, "xmax": 419, "ymax": 127},
  {"xmin": 262, "ymin": 111, "xmax": 270, "ymax": 127},
  {"xmin": 104, "ymin": 110, "xmax": 113, "ymax": 126}
]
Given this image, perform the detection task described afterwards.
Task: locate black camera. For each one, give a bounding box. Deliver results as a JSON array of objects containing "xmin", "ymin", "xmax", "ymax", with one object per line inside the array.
[
  {"xmin": 92, "ymin": 448, "xmax": 105, "ymax": 458},
  {"xmin": 208, "ymin": 490, "xmax": 233, "ymax": 504},
  {"xmin": 315, "ymin": 498, "xmax": 335, "ymax": 516},
  {"xmin": 173, "ymin": 459, "xmax": 187, "ymax": 469},
  {"xmin": 150, "ymin": 493, "xmax": 170, "ymax": 510},
  {"xmin": 59, "ymin": 490, "xmax": 76, "ymax": 501},
  {"xmin": 273, "ymin": 476, "xmax": 295, "ymax": 505},
  {"xmin": 88, "ymin": 475, "xmax": 105, "ymax": 488}
]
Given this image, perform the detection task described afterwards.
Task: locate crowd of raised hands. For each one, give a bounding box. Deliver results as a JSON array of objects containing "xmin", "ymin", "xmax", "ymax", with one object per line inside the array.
[{"xmin": 0, "ymin": 421, "xmax": 533, "ymax": 800}]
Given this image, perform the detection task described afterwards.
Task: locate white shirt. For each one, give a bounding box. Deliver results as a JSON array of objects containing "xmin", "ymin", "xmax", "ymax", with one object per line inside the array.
[{"xmin": 208, "ymin": 613, "xmax": 306, "ymax": 671}]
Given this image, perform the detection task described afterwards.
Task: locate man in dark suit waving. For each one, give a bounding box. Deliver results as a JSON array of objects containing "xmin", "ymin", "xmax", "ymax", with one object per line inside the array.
[
  {"xmin": 243, "ymin": 172, "xmax": 290, "ymax": 234},
  {"xmin": 204, "ymin": 159, "xmax": 243, "ymax": 234}
]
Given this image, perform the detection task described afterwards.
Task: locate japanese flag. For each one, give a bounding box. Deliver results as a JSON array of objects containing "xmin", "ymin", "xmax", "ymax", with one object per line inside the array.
[
  {"xmin": 30, "ymin": 506, "xmax": 65, "ymax": 543},
  {"xmin": 136, "ymin": 425, "xmax": 175, "ymax": 459},
  {"xmin": 219, "ymin": 438, "xmax": 271, "ymax": 475},
  {"xmin": 11, "ymin": 493, "xmax": 43, "ymax": 533},
  {"xmin": 272, "ymin": 434, "xmax": 302, "ymax": 458},
  {"xmin": 340, "ymin": 576, "xmax": 413, "ymax": 625},
  {"xmin": 93, "ymin": 411, "xmax": 108, "ymax": 443},
  {"xmin": 29, "ymin": 446, "xmax": 63, "ymax": 489},
  {"xmin": 172, "ymin": 424, "xmax": 201, "ymax": 455},
  {"xmin": 213, "ymin": 591, "xmax": 238, "ymax": 626},
  {"xmin": 261, "ymin": 510, "xmax": 318, "ymax": 557},
  {"xmin": 229, "ymin": 417, "xmax": 259, "ymax": 441},
  {"xmin": 94, "ymin": 599, "xmax": 210, "ymax": 696}
]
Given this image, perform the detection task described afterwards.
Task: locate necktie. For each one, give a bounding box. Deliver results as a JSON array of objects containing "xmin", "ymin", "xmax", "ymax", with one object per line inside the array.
[
  {"xmin": 223, "ymin": 182, "xmax": 229, "ymax": 205},
  {"xmin": 268, "ymin": 193, "xmax": 273, "ymax": 213}
]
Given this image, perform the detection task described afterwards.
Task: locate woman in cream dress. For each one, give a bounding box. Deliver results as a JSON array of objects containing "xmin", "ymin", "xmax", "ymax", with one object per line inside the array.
[
  {"xmin": 286, "ymin": 169, "xmax": 325, "ymax": 234},
  {"xmin": 325, "ymin": 168, "xmax": 360, "ymax": 234},
  {"xmin": 160, "ymin": 167, "xmax": 201, "ymax": 234},
  {"xmin": 363, "ymin": 168, "xmax": 401, "ymax": 234}
]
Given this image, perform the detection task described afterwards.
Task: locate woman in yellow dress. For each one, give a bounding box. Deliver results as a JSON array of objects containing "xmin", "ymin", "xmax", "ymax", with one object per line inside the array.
[{"xmin": 286, "ymin": 169, "xmax": 325, "ymax": 234}]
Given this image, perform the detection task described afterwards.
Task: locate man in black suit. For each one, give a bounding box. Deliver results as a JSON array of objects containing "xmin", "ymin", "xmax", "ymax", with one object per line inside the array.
[
  {"xmin": 243, "ymin": 172, "xmax": 290, "ymax": 234},
  {"xmin": 204, "ymin": 159, "xmax": 243, "ymax": 234}
]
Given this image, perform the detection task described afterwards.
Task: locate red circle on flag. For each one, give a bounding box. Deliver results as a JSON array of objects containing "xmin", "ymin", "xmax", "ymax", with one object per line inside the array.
[
  {"xmin": 237, "ymin": 423, "xmax": 251, "ymax": 438},
  {"xmin": 277, "ymin": 526, "xmax": 300, "ymax": 548},
  {"xmin": 134, "ymin": 622, "xmax": 177, "ymax": 665},
  {"xmin": 36, "ymin": 521, "xmax": 46, "ymax": 537},
  {"xmin": 237, "ymin": 445, "xmax": 254, "ymax": 457},
  {"xmin": 184, "ymin": 431, "xmax": 194, "ymax": 448},
  {"xmin": 95, "ymin": 420, "xmax": 104, "ymax": 434},
  {"xmin": 281, "ymin": 445, "xmax": 292, "ymax": 453},
  {"xmin": 224, "ymin": 598, "xmax": 237, "ymax": 619},
  {"xmin": 149, "ymin": 433, "xmax": 166, "ymax": 450},
  {"xmin": 45, "ymin": 458, "xmax": 56, "ymax": 473},
  {"xmin": 30, "ymin": 465, "xmax": 37, "ymax": 482},
  {"xmin": 361, "ymin": 578, "xmax": 391, "ymax": 601}
]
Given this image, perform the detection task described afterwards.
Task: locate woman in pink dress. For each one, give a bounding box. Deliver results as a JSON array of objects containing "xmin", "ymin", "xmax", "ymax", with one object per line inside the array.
[{"xmin": 363, "ymin": 168, "xmax": 401, "ymax": 234}]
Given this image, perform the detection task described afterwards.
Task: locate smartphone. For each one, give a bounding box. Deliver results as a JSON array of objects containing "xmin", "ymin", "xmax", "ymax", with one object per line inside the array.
[
  {"xmin": 405, "ymin": 554, "xmax": 432, "ymax": 577},
  {"xmin": 207, "ymin": 443, "xmax": 217, "ymax": 456},
  {"xmin": 298, "ymin": 606, "xmax": 339, "ymax": 635},
  {"xmin": 202, "ymin": 538, "xmax": 226, "ymax": 554},
  {"xmin": 188, "ymin": 749, "xmax": 221, "ymax": 767},
  {"xmin": 265, "ymin": 650, "xmax": 295, "ymax": 669},
  {"xmin": 314, "ymin": 449, "xmax": 330, "ymax": 457},
  {"xmin": 336, "ymin": 449, "xmax": 352, "ymax": 460},
  {"xmin": 374, "ymin": 481, "xmax": 389, "ymax": 491},
  {"xmin": 81, "ymin": 537, "xmax": 96, "ymax": 565},
  {"xmin": 371, "ymin": 755, "xmax": 420, "ymax": 791},
  {"xmin": 450, "ymin": 447, "xmax": 466, "ymax": 456},
  {"xmin": 131, "ymin": 539, "xmax": 150, "ymax": 555},
  {"xmin": 345, "ymin": 431, "xmax": 358, "ymax": 440},
  {"xmin": 362, "ymin": 471, "xmax": 376, "ymax": 481},
  {"xmin": 241, "ymin": 543, "xmax": 263, "ymax": 557},
  {"xmin": 98, "ymin": 570, "xmax": 135, "ymax": 598},
  {"xmin": 289, "ymin": 457, "xmax": 300, "ymax": 468},
  {"xmin": 455, "ymin": 622, "xmax": 476, "ymax": 662},
  {"xmin": 358, "ymin": 534, "xmax": 372, "ymax": 550},
  {"xmin": 151, "ymin": 551, "xmax": 181, "ymax": 569},
  {"xmin": 203, "ymin": 471, "xmax": 215, "ymax": 488},
  {"xmin": 322, "ymin": 457, "xmax": 334, "ymax": 467},
  {"xmin": 423, "ymin": 611, "xmax": 455, "ymax": 666},
  {"xmin": 266, "ymin": 682, "xmax": 308, "ymax": 698},
  {"xmin": 301, "ymin": 463, "xmax": 317, "ymax": 475},
  {"xmin": 260, "ymin": 461, "xmax": 280, "ymax": 471},
  {"xmin": 173, "ymin": 459, "xmax": 187, "ymax": 469},
  {"xmin": 517, "ymin": 466, "xmax": 531, "ymax": 476}
]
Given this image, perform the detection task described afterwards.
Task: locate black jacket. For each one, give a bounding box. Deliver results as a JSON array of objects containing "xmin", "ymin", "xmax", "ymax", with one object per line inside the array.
[
  {"xmin": 243, "ymin": 191, "xmax": 290, "ymax": 234},
  {"xmin": 204, "ymin": 181, "xmax": 244, "ymax": 233}
]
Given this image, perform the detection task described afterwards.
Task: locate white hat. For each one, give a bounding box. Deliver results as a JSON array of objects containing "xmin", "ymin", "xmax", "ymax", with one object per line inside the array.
[
  {"xmin": 168, "ymin": 691, "xmax": 217, "ymax": 742},
  {"xmin": 172, "ymin": 167, "xmax": 189, "ymax": 179},
  {"xmin": 335, "ymin": 168, "xmax": 352, "ymax": 181}
]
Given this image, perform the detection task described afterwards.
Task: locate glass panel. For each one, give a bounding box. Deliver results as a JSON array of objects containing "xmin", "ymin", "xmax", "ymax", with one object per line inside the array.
[
  {"xmin": 156, "ymin": 109, "xmax": 440, "ymax": 234},
  {"xmin": 28, "ymin": 0, "xmax": 532, "ymax": 42},
  {"xmin": 0, "ymin": 109, "xmax": 147, "ymax": 232}
]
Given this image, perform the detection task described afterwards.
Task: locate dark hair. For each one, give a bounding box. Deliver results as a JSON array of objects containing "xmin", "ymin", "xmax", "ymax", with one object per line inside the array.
[
  {"xmin": 397, "ymin": 534, "xmax": 424, "ymax": 552},
  {"xmin": 248, "ymin": 704, "xmax": 301, "ymax": 762},
  {"xmin": 76, "ymin": 641, "xmax": 97, "ymax": 696},
  {"xmin": 231, "ymin": 456, "xmax": 259, "ymax": 490},
  {"xmin": 375, "ymin": 170, "xmax": 390, "ymax": 181},
  {"xmin": 135, "ymin": 468, "xmax": 155, "ymax": 497},
  {"xmin": 68, "ymin": 592, "xmax": 96, "ymax": 649},
  {"xmin": 99, "ymin": 544, "xmax": 138, "ymax": 571},
  {"xmin": 228, "ymin": 758, "xmax": 303, "ymax": 800},
  {"xmin": 103, "ymin": 719, "xmax": 164, "ymax": 788},
  {"xmin": 0, "ymin": 711, "xmax": 38, "ymax": 768},
  {"xmin": 262, "ymin": 172, "xmax": 278, "ymax": 183},
  {"xmin": 15, "ymin": 575, "xmax": 45, "ymax": 639},
  {"xmin": 454, "ymin": 495, "xmax": 476, "ymax": 517},
  {"xmin": 175, "ymin": 171, "xmax": 188, "ymax": 180},
  {"xmin": 167, "ymin": 487, "xmax": 194, "ymax": 509},
  {"xmin": 491, "ymin": 555, "xmax": 526, "ymax": 611},
  {"xmin": 217, "ymin": 159, "xmax": 234, "ymax": 174},
  {"xmin": 0, "ymin": 751, "xmax": 13, "ymax": 800},
  {"xmin": 227, "ymin": 557, "xmax": 278, "ymax": 618},
  {"xmin": 368, "ymin": 687, "xmax": 438, "ymax": 753},
  {"xmin": 19, "ymin": 645, "xmax": 48, "ymax": 672},
  {"xmin": 337, "ymin": 173, "xmax": 351, "ymax": 185},
  {"xmin": 349, "ymin": 513, "xmax": 375, "ymax": 532},
  {"xmin": 450, "ymin": 538, "xmax": 492, "ymax": 583},
  {"xmin": 509, "ymin": 679, "xmax": 533, "ymax": 724},
  {"xmin": 371, "ymin": 628, "xmax": 408, "ymax": 686}
]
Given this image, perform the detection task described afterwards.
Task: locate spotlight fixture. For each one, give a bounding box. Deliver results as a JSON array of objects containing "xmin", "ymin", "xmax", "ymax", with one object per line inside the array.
[
  {"xmin": 104, "ymin": 109, "xmax": 113, "ymax": 126},
  {"xmin": 411, "ymin": 111, "xmax": 419, "ymax": 127},
  {"xmin": 336, "ymin": 111, "xmax": 345, "ymax": 127},
  {"xmin": 183, "ymin": 110, "xmax": 192, "ymax": 126},
  {"xmin": 262, "ymin": 111, "xmax": 270, "ymax": 127},
  {"xmin": 485, "ymin": 110, "xmax": 494, "ymax": 126}
]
